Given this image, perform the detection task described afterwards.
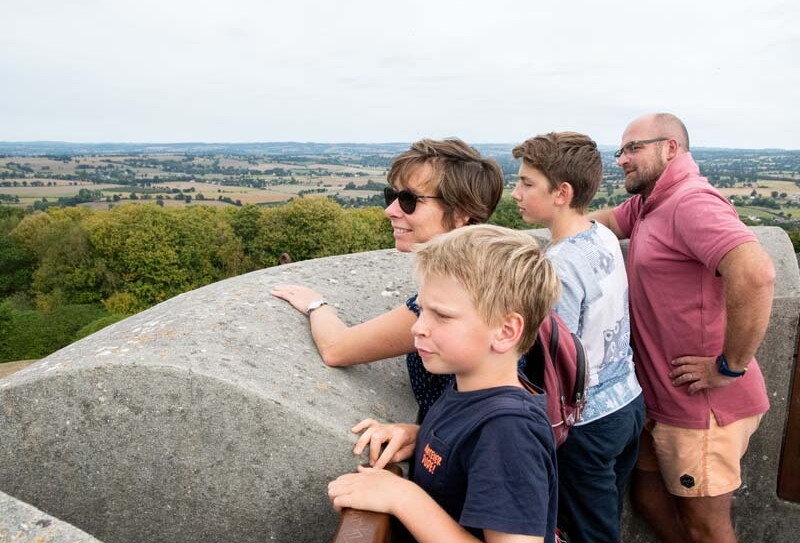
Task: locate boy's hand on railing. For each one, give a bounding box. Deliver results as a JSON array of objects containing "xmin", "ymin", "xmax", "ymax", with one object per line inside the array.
[
  {"xmin": 352, "ymin": 418, "xmax": 419, "ymax": 469},
  {"xmin": 328, "ymin": 465, "xmax": 412, "ymax": 514},
  {"xmin": 329, "ymin": 464, "xmax": 404, "ymax": 543}
]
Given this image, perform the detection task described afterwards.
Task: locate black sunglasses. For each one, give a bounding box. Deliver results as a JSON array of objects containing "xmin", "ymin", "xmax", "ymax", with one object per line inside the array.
[{"xmin": 383, "ymin": 187, "xmax": 443, "ymax": 214}]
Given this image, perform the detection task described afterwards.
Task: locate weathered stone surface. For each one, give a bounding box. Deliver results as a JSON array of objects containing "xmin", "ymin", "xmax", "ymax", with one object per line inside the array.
[
  {"xmin": 0, "ymin": 249, "xmax": 419, "ymax": 543},
  {"xmin": 0, "ymin": 360, "xmax": 37, "ymax": 380},
  {"xmin": 0, "ymin": 490, "xmax": 101, "ymax": 542},
  {"xmin": 724, "ymin": 227, "xmax": 800, "ymax": 542},
  {"xmin": 0, "ymin": 226, "xmax": 798, "ymax": 542}
]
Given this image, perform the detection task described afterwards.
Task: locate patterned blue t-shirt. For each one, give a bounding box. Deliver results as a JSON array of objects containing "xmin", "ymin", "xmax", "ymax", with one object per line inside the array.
[{"xmin": 546, "ymin": 222, "xmax": 641, "ymax": 423}]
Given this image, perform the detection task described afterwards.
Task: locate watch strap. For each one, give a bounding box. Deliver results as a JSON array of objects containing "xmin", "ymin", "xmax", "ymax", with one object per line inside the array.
[
  {"xmin": 716, "ymin": 354, "xmax": 746, "ymax": 377},
  {"xmin": 306, "ymin": 299, "xmax": 328, "ymax": 315}
]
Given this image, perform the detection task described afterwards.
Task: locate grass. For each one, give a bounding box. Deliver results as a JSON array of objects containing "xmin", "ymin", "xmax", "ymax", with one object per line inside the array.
[{"xmin": 0, "ymin": 303, "xmax": 111, "ymax": 363}]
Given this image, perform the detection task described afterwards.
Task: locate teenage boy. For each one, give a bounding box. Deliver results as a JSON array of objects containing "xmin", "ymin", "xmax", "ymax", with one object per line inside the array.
[
  {"xmin": 511, "ymin": 132, "xmax": 644, "ymax": 543},
  {"xmin": 328, "ymin": 224, "xmax": 560, "ymax": 543}
]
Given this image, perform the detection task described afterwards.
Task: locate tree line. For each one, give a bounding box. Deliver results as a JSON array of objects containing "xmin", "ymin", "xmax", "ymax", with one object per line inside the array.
[
  {"xmin": 2, "ymin": 193, "xmax": 793, "ymax": 365},
  {"xmin": 0, "ymin": 198, "xmax": 395, "ymax": 363}
]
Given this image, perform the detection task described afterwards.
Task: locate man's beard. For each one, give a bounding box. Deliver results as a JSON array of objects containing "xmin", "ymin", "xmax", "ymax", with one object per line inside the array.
[{"xmin": 624, "ymin": 157, "xmax": 667, "ymax": 196}]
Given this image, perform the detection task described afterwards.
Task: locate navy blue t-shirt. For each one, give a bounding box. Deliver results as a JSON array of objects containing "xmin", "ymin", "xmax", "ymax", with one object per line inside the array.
[{"xmin": 413, "ymin": 378, "xmax": 558, "ymax": 542}]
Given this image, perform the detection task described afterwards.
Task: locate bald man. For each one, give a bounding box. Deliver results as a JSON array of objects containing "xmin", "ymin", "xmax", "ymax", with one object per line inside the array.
[{"xmin": 591, "ymin": 113, "xmax": 774, "ymax": 543}]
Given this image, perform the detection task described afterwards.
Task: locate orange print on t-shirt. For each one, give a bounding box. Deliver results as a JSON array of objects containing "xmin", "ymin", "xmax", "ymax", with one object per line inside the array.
[{"xmin": 421, "ymin": 443, "xmax": 442, "ymax": 475}]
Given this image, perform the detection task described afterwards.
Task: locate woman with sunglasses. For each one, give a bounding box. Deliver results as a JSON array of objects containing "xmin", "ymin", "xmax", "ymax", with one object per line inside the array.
[{"xmin": 272, "ymin": 138, "xmax": 503, "ymax": 420}]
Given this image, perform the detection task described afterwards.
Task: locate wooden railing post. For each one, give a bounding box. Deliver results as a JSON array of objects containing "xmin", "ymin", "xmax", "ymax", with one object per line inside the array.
[
  {"xmin": 330, "ymin": 464, "xmax": 404, "ymax": 543},
  {"xmin": 778, "ymin": 320, "xmax": 800, "ymax": 502}
]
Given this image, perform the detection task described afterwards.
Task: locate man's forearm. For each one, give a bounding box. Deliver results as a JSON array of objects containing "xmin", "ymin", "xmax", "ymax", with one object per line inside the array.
[
  {"xmin": 587, "ymin": 208, "xmax": 624, "ymax": 239},
  {"xmin": 720, "ymin": 243, "xmax": 776, "ymax": 371}
]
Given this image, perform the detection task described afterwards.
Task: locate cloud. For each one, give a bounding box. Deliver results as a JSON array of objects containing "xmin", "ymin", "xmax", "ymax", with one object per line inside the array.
[{"xmin": 1, "ymin": 0, "xmax": 798, "ymax": 148}]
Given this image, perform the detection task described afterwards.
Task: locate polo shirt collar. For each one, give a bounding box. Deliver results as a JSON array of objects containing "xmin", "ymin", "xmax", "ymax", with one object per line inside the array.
[{"xmin": 643, "ymin": 152, "xmax": 699, "ymax": 212}]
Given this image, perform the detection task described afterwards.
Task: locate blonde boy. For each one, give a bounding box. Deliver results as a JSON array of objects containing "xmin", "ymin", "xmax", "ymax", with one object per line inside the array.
[
  {"xmin": 328, "ymin": 224, "xmax": 560, "ymax": 543},
  {"xmin": 511, "ymin": 132, "xmax": 644, "ymax": 543}
]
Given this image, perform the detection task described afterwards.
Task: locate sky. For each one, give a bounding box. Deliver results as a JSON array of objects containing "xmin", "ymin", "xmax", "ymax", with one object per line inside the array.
[{"xmin": 2, "ymin": 0, "xmax": 798, "ymax": 149}]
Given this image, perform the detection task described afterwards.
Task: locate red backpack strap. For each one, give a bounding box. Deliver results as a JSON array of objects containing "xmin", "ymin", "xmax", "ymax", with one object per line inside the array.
[
  {"xmin": 547, "ymin": 314, "xmax": 559, "ymax": 362},
  {"xmin": 570, "ymin": 330, "xmax": 587, "ymax": 418},
  {"xmin": 548, "ymin": 314, "xmax": 587, "ymax": 419},
  {"xmin": 546, "ymin": 314, "xmax": 566, "ymax": 404}
]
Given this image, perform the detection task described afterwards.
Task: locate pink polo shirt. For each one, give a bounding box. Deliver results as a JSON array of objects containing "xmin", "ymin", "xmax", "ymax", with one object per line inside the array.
[{"xmin": 614, "ymin": 153, "xmax": 769, "ymax": 429}]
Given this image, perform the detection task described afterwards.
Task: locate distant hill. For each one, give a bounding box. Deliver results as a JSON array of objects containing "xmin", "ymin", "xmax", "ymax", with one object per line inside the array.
[
  {"xmin": 1, "ymin": 141, "xmax": 798, "ymax": 158},
  {"xmin": 0, "ymin": 141, "xmax": 416, "ymax": 157}
]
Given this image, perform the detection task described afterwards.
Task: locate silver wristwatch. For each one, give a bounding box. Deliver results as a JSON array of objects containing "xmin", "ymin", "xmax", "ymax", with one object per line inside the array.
[{"xmin": 306, "ymin": 299, "xmax": 328, "ymax": 315}]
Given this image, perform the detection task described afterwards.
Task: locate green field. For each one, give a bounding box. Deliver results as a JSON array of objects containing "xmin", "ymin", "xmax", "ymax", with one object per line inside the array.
[
  {"xmin": 0, "ymin": 154, "xmax": 389, "ymax": 209},
  {"xmin": 2, "ymin": 148, "xmax": 799, "ymax": 225}
]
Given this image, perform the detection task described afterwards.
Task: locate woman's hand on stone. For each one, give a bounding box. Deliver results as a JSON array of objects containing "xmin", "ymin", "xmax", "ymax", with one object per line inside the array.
[{"xmin": 271, "ymin": 284, "xmax": 324, "ymax": 315}]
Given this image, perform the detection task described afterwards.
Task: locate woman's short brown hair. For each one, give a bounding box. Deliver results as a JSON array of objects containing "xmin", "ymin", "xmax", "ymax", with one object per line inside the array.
[{"xmin": 388, "ymin": 138, "xmax": 503, "ymax": 229}]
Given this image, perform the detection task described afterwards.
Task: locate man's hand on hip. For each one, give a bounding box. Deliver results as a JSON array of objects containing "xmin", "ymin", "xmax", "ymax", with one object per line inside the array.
[{"xmin": 670, "ymin": 356, "xmax": 736, "ymax": 394}]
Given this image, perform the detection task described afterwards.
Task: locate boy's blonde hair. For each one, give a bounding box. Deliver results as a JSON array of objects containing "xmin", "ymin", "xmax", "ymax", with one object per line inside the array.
[{"xmin": 413, "ymin": 224, "xmax": 560, "ymax": 353}]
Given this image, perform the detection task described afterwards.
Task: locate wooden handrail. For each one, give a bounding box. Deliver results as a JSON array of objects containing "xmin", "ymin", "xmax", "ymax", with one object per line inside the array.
[
  {"xmin": 330, "ymin": 464, "xmax": 404, "ymax": 543},
  {"xmin": 778, "ymin": 318, "xmax": 800, "ymax": 502}
]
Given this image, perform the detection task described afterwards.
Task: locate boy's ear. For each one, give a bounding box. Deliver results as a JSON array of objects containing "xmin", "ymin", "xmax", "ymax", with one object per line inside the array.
[
  {"xmin": 554, "ymin": 181, "xmax": 574, "ymax": 207},
  {"xmin": 492, "ymin": 312, "xmax": 524, "ymax": 354}
]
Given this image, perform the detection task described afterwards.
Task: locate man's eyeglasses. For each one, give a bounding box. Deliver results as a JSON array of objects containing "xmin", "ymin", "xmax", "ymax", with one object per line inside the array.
[
  {"xmin": 384, "ymin": 187, "xmax": 443, "ymax": 214},
  {"xmin": 613, "ymin": 138, "xmax": 669, "ymax": 159}
]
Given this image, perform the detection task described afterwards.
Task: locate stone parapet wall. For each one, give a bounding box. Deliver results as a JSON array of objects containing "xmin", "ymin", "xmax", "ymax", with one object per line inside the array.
[
  {"xmin": 0, "ymin": 227, "xmax": 798, "ymax": 542},
  {"xmin": 0, "ymin": 248, "xmax": 419, "ymax": 542},
  {"xmin": 0, "ymin": 490, "xmax": 102, "ymax": 543}
]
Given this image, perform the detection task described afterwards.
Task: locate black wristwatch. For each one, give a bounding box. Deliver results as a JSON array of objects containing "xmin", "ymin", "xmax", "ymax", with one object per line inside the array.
[{"xmin": 716, "ymin": 354, "xmax": 746, "ymax": 378}]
